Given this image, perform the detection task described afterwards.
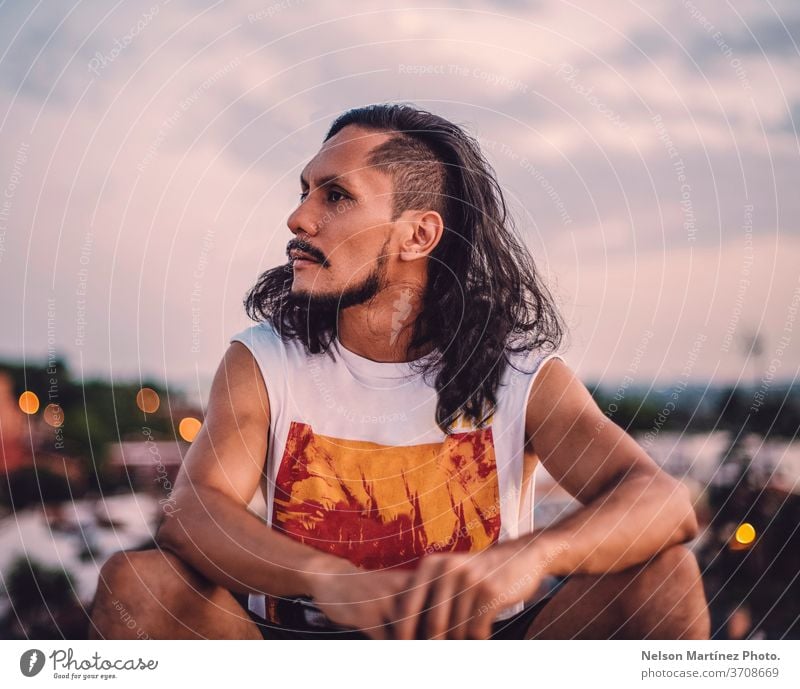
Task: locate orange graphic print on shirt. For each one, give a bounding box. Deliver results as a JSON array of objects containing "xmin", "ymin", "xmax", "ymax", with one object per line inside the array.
[{"xmin": 271, "ymin": 420, "xmax": 502, "ymax": 571}]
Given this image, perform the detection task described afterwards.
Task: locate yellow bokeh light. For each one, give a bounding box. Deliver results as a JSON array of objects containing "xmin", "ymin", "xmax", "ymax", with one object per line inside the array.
[
  {"xmin": 44, "ymin": 403, "xmax": 64, "ymax": 427},
  {"xmin": 179, "ymin": 417, "xmax": 202, "ymax": 442},
  {"xmin": 735, "ymin": 523, "xmax": 756, "ymax": 545},
  {"xmin": 18, "ymin": 391, "xmax": 40, "ymax": 414},
  {"xmin": 136, "ymin": 387, "xmax": 160, "ymax": 414}
]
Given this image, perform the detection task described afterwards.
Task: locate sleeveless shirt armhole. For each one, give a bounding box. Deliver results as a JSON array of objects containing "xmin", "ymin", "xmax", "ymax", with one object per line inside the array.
[
  {"xmin": 227, "ymin": 322, "xmax": 282, "ymax": 504},
  {"xmin": 521, "ymin": 352, "xmax": 566, "ymax": 424},
  {"xmin": 520, "ymin": 351, "xmax": 566, "ymax": 535},
  {"xmin": 228, "ymin": 323, "xmax": 279, "ymax": 623},
  {"xmin": 228, "ymin": 323, "xmax": 279, "ymax": 428}
]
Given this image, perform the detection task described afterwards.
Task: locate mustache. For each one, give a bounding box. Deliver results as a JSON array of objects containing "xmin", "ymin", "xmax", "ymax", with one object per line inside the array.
[{"xmin": 286, "ymin": 239, "xmax": 327, "ymax": 265}]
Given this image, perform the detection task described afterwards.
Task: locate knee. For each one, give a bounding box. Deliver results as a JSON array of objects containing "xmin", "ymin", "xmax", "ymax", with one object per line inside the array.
[
  {"xmin": 94, "ymin": 548, "xmax": 192, "ymax": 610},
  {"xmin": 90, "ymin": 548, "xmax": 202, "ymax": 639},
  {"xmin": 641, "ymin": 544, "xmax": 703, "ymax": 593},
  {"xmin": 624, "ymin": 544, "xmax": 710, "ymax": 639}
]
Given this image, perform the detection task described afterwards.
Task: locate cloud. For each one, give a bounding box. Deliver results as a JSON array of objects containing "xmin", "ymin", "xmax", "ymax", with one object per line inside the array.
[{"xmin": 0, "ymin": 0, "xmax": 797, "ymax": 388}]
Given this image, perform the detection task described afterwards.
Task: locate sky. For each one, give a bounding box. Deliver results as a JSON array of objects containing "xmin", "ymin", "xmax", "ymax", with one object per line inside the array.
[{"xmin": 0, "ymin": 0, "xmax": 798, "ymax": 404}]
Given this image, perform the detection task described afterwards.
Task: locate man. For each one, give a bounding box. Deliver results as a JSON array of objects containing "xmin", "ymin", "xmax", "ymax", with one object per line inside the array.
[{"xmin": 90, "ymin": 103, "xmax": 710, "ymax": 640}]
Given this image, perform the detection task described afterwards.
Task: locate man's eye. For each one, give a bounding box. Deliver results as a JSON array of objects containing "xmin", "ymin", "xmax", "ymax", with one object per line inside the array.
[{"xmin": 298, "ymin": 189, "xmax": 348, "ymax": 203}]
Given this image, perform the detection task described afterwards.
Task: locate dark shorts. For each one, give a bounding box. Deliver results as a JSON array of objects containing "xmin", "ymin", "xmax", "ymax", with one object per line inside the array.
[{"xmin": 231, "ymin": 591, "xmax": 556, "ymax": 640}]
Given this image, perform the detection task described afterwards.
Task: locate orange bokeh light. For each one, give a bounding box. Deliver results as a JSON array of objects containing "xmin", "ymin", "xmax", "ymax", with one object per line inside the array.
[
  {"xmin": 179, "ymin": 417, "xmax": 202, "ymax": 442},
  {"xmin": 735, "ymin": 523, "xmax": 756, "ymax": 545},
  {"xmin": 18, "ymin": 391, "xmax": 40, "ymax": 414},
  {"xmin": 136, "ymin": 387, "xmax": 160, "ymax": 414}
]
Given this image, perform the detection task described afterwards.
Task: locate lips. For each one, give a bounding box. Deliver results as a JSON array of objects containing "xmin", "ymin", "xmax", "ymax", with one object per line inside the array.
[{"xmin": 289, "ymin": 249, "xmax": 321, "ymax": 264}]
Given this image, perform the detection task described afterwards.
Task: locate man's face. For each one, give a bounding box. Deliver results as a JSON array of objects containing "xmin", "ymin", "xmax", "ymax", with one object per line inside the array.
[{"xmin": 285, "ymin": 125, "xmax": 399, "ymax": 310}]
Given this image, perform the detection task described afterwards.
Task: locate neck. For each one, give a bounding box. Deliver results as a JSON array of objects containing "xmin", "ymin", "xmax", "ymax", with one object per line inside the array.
[{"xmin": 337, "ymin": 283, "xmax": 432, "ymax": 363}]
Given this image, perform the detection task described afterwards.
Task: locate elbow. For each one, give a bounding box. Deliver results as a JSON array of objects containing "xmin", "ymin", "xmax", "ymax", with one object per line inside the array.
[
  {"xmin": 674, "ymin": 480, "xmax": 699, "ymax": 543},
  {"xmin": 153, "ymin": 485, "xmax": 209, "ymax": 554},
  {"xmin": 154, "ymin": 517, "xmax": 179, "ymax": 553},
  {"xmin": 681, "ymin": 508, "xmax": 699, "ymax": 543},
  {"xmin": 154, "ymin": 501, "xmax": 187, "ymax": 554},
  {"xmin": 648, "ymin": 472, "xmax": 698, "ymax": 544}
]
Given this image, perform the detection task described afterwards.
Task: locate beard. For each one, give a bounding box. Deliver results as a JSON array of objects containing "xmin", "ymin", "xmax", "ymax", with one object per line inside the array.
[{"xmin": 287, "ymin": 239, "xmax": 390, "ymax": 317}]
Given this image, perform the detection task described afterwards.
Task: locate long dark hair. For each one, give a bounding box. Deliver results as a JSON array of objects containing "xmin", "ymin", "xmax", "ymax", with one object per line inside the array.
[{"xmin": 244, "ymin": 103, "xmax": 566, "ymax": 434}]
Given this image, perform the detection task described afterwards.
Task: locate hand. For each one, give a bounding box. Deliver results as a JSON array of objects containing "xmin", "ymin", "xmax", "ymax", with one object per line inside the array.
[
  {"xmin": 308, "ymin": 560, "xmax": 414, "ymax": 640},
  {"xmin": 391, "ymin": 540, "xmax": 549, "ymax": 640}
]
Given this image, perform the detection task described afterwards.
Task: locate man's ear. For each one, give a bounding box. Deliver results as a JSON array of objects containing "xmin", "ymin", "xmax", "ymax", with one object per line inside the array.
[{"xmin": 398, "ymin": 210, "xmax": 444, "ymax": 261}]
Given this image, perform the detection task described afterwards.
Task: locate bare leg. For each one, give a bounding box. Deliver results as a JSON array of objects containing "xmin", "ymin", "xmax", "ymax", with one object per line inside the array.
[
  {"xmin": 525, "ymin": 544, "xmax": 710, "ymax": 640},
  {"xmin": 88, "ymin": 548, "xmax": 262, "ymax": 640}
]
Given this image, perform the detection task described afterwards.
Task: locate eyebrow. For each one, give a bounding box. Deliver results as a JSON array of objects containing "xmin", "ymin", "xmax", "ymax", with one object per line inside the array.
[{"xmin": 299, "ymin": 170, "xmax": 355, "ymax": 191}]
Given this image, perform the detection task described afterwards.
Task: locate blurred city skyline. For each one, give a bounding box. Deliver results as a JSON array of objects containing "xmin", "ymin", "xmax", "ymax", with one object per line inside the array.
[{"xmin": 1, "ymin": 0, "xmax": 798, "ymax": 402}]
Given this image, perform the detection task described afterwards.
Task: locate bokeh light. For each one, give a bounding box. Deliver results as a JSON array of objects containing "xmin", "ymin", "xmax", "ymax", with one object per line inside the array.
[
  {"xmin": 18, "ymin": 391, "xmax": 39, "ymax": 414},
  {"xmin": 135, "ymin": 387, "xmax": 160, "ymax": 414},
  {"xmin": 735, "ymin": 522, "xmax": 756, "ymax": 546},
  {"xmin": 178, "ymin": 417, "xmax": 202, "ymax": 442},
  {"xmin": 43, "ymin": 403, "xmax": 64, "ymax": 427}
]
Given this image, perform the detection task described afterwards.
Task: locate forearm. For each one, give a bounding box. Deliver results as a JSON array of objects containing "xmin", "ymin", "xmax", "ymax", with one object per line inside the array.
[
  {"xmin": 155, "ymin": 485, "xmax": 354, "ymax": 598},
  {"xmin": 520, "ymin": 473, "xmax": 698, "ymax": 576}
]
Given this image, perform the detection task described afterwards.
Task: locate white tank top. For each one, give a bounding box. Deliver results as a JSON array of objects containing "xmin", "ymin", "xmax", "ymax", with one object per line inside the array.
[{"xmin": 229, "ymin": 320, "xmax": 564, "ymax": 626}]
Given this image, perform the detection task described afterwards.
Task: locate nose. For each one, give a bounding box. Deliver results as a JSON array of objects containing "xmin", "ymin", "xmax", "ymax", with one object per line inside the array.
[{"xmin": 286, "ymin": 199, "xmax": 318, "ymax": 237}]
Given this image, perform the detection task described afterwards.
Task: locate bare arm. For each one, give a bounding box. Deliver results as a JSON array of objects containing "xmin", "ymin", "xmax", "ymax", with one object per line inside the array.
[
  {"xmin": 390, "ymin": 357, "xmax": 701, "ymax": 640},
  {"xmin": 155, "ymin": 341, "xmax": 353, "ymax": 598},
  {"xmin": 519, "ymin": 357, "xmax": 698, "ymax": 575}
]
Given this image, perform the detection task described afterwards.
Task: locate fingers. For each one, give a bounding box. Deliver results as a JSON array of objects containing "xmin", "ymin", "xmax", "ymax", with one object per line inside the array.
[
  {"xmin": 392, "ymin": 556, "xmax": 487, "ymax": 640},
  {"xmin": 368, "ymin": 555, "xmax": 512, "ymax": 640},
  {"xmin": 449, "ymin": 581, "xmax": 479, "ymax": 640},
  {"xmin": 420, "ymin": 572, "xmax": 459, "ymax": 639},
  {"xmin": 466, "ymin": 575, "xmax": 501, "ymax": 640},
  {"xmin": 357, "ymin": 605, "xmax": 395, "ymax": 640},
  {"xmin": 467, "ymin": 596, "xmax": 496, "ymax": 640},
  {"xmin": 363, "ymin": 619, "xmax": 389, "ymax": 640},
  {"xmin": 392, "ymin": 568, "xmax": 433, "ymax": 640},
  {"xmin": 365, "ymin": 576, "xmax": 407, "ymax": 639}
]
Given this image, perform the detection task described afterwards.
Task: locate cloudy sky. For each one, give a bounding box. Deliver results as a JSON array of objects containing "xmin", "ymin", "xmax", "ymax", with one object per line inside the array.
[{"xmin": 1, "ymin": 0, "xmax": 798, "ymax": 402}]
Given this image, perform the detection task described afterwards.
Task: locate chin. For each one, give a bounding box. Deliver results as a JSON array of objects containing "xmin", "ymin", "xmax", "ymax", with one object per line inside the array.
[{"xmin": 290, "ymin": 280, "xmax": 333, "ymax": 300}]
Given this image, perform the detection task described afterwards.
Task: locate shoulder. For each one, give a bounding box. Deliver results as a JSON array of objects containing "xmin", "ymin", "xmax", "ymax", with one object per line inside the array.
[
  {"xmin": 504, "ymin": 345, "xmax": 568, "ymax": 391},
  {"xmin": 229, "ymin": 319, "xmax": 282, "ymax": 348},
  {"xmin": 210, "ymin": 336, "xmax": 271, "ymax": 426},
  {"xmin": 508, "ymin": 346, "xmax": 565, "ymax": 371},
  {"xmin": 226, "ymin": 321, "xmax": 287, "ymax": 405},
  {"xmin": 229, "ymin": 319, "xmax": 295, "ymax": 363},
  {"xmin": 523, "ymin": 353, "xmax": 598, "ymax": 437}
]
